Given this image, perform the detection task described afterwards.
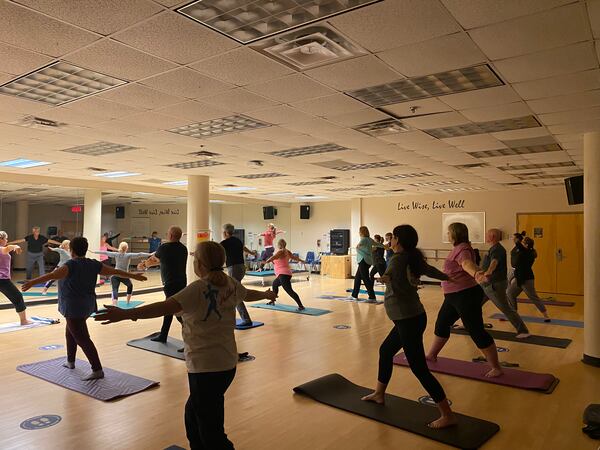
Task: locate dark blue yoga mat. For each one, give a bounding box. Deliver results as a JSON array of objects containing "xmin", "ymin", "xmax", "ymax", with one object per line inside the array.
[
  {"xmin": 346, "ymin": 288, "xmax": 385, "ymax": 296},
  {"xmin": 235, "ymin": 319, "xmax": 264, "ymax": 330},
  {"xmin": 249, "ymin": 303, "xmax": 331, "ymax": 316},
  {"xmin": 490, "ymin": 313, "xmax": 583, "ymax": 329},
  {"xmin": 318, "ymin": 295, "xmax": 383, "ymax": 305}
]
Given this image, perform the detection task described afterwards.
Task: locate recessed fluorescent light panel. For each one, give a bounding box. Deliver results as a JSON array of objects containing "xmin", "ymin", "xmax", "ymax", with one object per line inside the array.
[
  {"xmin": 167, "ymin": 160, "xmax": 225, "ymax": 169},
  {"xmin": 296, "ymin": 195, "xmax": 327, "ymax": 200},
  {"xmin": 61, "ymin": 141, "xmax": 137, "ymax": 157},
  {"xmin": 0, "ymin": 158, "xmax": 51, "ymax": 168},
  {"xmin": 209, "ymin": 199, "xmax": 225, "ymax": 203},
  {"xmin": 237, "ymin": 173, "xmax": 287, "ymax": 179},
  {"xmin": 252, "ymin": 24, "xmax": 366, "ymax": 70},
  {"xmin": 177, "ymin": 0, "xmax": 381, "ymax": 44},
  {"xmin": 163, "ymin": 180, "xmax": 188, "ymax": 186},
  {"xmin": 219, "ymin": 186, "xmax": 256, "ymax": 191},
  {"xmin": 313, "ymin": 159, "xmax": 398, "ymax": 171},
  {"xmin": 498, "ymin": 161, "xmax": 574, "ymax": 171},
  {"xmin": 0, "ymin": 62, "xmax": 126, "ymax": 106},
  {"xmin": 347, "ymin": 64, "xmax": 503, "ymax": 108},
  {"xmin": 269, "ymin": 143, "xmax": 349, "ymax": 158},
  {"xmin": 265, "ymin": 192, "xmax": 295, "ymax": 196},
  {"xmin": 94, "ymin": 171, "xmax": 140, "ymax": 178},
  {"xmin": 469, "ymin": 143, "xmax": 562, "ymax": 159},
  {"xmin": 516, "ymin": 171, "xmax": 582, "ymax": 180},
  {"xmin": 438, "ymin": 187, "xmax": 484, "ymax": 192},
  {"xmin": 425, "ymin": 115, "xmax": 541, "ymax": 139},
  {"xmin": 377, "ymin": 172, "xmax": 435, "ymax": 180},
  {"xmin": 411, "ymin": 180, "xmax": 462, "ymax": 187},
  {"xmin": 354, "ymin": 118, "xmax": 410, "ymax": 137},
  {"xmin": 169, "ymin": 115, "xmax": 270, "ymax": 139},
  {"xmin": 287, "ymin": 180, "xmax": 334, "ymax": 186},
  {"xmin": 326, "ymin": 187, "xmax": 358, "ymax": 192}
]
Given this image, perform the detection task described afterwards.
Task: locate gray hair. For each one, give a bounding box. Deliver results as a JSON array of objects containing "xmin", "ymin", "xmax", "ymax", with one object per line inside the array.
[
  {"xmin": 0, "ymin": 231, "xmax": 7, "ymax": 240},
  {"xmin": 223, "ymin": 223, "xmax": 235, "ymax": 235}
]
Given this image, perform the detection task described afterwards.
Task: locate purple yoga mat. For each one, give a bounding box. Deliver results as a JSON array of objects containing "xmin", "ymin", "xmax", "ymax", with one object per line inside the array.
[
  {"xmin": 393, "ymin": 353, "xmax": 558, "ymax": 393},
  {"xmin": 517, "ymin": 298, "xmax": 575, "ymax": 307},
  {"xmin": 17, "ymin": 357, "xmax": 159, "ymax": 401}
]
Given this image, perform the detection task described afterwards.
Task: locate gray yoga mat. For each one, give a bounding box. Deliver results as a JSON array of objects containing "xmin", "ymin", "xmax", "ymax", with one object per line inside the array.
[
  {"xmin": 318, "ymin": 295, "xmax": 383, "ymax": 305},
  {"xmin": 517, "ymin": 298, "xmax": 575, "ymax": 307},
  {"xmin": 450, "ymin": 327, "xmax": 571, "ymax": 348},
  {"xmin": 490, "ymin": 313, "xmax": 584, "ymax": 329},
  {"xmin": 249, "ymin": 303, "xmax": 331, "ymax": 316},
  {"xmin": 294, "ymin": 373, "xmax": 499, "ymax": 450},
  {"xmin": 127, "ymin": 334, "xmax": 185, "ymax": 360},
  {"xmin": 17, "ymin": 357, "xmax": 159, "ymax": 401}
]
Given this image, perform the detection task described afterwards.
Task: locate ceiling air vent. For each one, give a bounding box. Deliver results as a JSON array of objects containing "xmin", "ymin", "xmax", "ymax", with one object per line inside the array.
[
  {"xmin": 354, "ymin": 118, "xmax": 410, "ymax": 137},
  {"xmin": 187, "ymin": 150, "xmax": 220, "ymax": 158}
]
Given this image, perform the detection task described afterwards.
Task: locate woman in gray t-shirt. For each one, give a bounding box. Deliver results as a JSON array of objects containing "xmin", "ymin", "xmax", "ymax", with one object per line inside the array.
[{"xmin": 361, "ymin": 225, "xmax": 455, "ymax": 429}]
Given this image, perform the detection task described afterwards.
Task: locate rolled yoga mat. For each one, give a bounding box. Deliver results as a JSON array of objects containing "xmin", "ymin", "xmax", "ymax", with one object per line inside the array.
[
  {"xmin": 490, "ymin": 313, "xmax": 584, "ymax": 329},
  {"xmin": 394, "ymin": 353, "xmax": 559, "ymax": 394},
  {"xmin": 235, "ymin": 319, "xmax": 264, "ymax": 330},
  {"xmin": 450, "ymin": 327, "xmax": 572, "ymax": 348},
  {"xmin": 517, "ymin": 298, "xmax": 575, "ymax": 307},
  {"xmin": 17, "ymin": 357, "xmax": 159, "ymax": 401},
  {"xmin": 0, "ymin": 316, "xmax": 59, "ymax": 334},
  {"xmin": 318, "ymin": 295, "xmax": 383, "ymax": 305},
  {"xmin": 346, "ymin": 289, "xmax": 385, "ymax": 296},
  {"xmin": 249, "ymin": 303, "xmax": 331, "ymax": 316},
  {"xmin": 127, "ymin": 334, "xmax": 185, "ymax": 360},
  {"xmin": 293, "ymin": 373, "xmax": 499, "ymax": 450}
]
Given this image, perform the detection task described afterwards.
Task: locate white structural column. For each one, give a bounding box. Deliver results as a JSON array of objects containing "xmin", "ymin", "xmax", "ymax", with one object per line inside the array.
[
  {"xmin": 209, "ymin": 202, "xmax": 222, "ymax": 243},
  {"xmin": 14, "ymin": 200, "xmax": 28, "ymax": 269},
  {"xmin": 83, "ymin": 189, "xmax": 102, "ymax": 258},
  {"xmin": 583, "ymin": 132, "xmax": 600, "ymax": 367},
  {"xmin": 186, "ymin": 175, "xmax": 210, "ymax": 282}
]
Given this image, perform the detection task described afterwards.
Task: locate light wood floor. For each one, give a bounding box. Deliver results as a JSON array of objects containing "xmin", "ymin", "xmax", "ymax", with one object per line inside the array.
[{"xmin": 0, "ymin": 275, "xmax": 597, "ymax": 450}]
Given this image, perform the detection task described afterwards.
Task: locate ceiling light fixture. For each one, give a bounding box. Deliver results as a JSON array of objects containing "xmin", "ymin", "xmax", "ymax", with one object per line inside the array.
[
  {"xmin": 237, "ymin": 173, "xmax": 287, "ymax": 179},
  {"xmin": 313, "ymin": 159, "xmax": 398, "ymax": 171},
  {"xmin": 0, "ymin": 158, "xmax": 52, "ymax": 168},
  {"xmin": 377, "ymin": 172, "xmax": 436, "ymax": 180},
  {"xmin": 469, "ymin": 143, "xmax": 562, "ymax": 159},
  {"xmin": 269, "ymin": 143, "xmax": 350, "ymax": 158},
  {"xmin": 354, "ymin": 118, "xmax": 411, "ymax": 137},
  {"xmin": 169, "ymin": 114, "xmax": 271, "ymax": 139},
  {"xmin": 296, "ymin": 195, "xmax": 328, "ymax": 200},
  {"xmin": 93, "ymin": 171, "xmax": 140, "ymax": 178},
  {"xmin": 425, "ymin": 115, "xmax": 541, "ymax": 139},
  {"xmin": 167, "ymin": 160, "xmax": 225, "ymax": 169},
  {"xmin": 163, "ymin": 180, "xmax": 188, "ymax": 186},
  {"xmin": 219, "ymin": 186, "xmax": 256, "ymax": 192},
  {"xmin": 62, "ymin": 141, "xmax": 138, "ymax": 157}
]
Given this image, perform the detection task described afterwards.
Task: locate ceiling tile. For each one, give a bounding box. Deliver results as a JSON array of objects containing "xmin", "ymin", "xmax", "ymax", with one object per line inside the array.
[
  {"xmin": 377, "ymin": 32, "xmax": 486, "ymax": 77},
  {"xmin": 37, "ymin": 106, "xmax": 108, "ymax": 126},
  {"xmin": 64, "ymin": 97, "xmax": 145, "ymax": 120},
  {"xmin": 154, "ymin": 101, "xmax": 230, "ymax": 122},
  {"xmin": 245, "ymin": 105, "xmax": 315, "ymax": 125},
  {"xmin": 99, "ymin": 83, "xmax": 184, "ymax": 109},
  {"xmin": 245, "ymin": 74, "xmax": 335, "ymax": 103},
  {"xmin": 190, "ymin": 47, "xmax": 294, "ymax": 86},
  {"xmin": 441, "ymin": 0, "xmax": 573, "ymax": 29},
  {"xmin": 527, "ymin": 90, "xmax": 600, "ymax": 114},
  {"xmin": 0, "ymin": 95, "xmax": 52, "ymax": 115},
  {"xmin": 490, "ymin": 126, "xmax": 550, "ymax": 141},
  {"xmin": 326, "ymin": 109, "xmax": 390, "ymax": 127},
  {"xmin": 118, "ymin": 111, "xmax": 192, "ymax": 130},
  {"xmin": 442, "ymin": 133, "xmax": 506, "ymax": 150},
  {"xmin": 291, "ymin": 94, "xmax": 368, "ymax": 117},
  {"xmin": 511, "ymin": 69, "xmax": 600, "ymax": 100},
  {"xmin": 547, "ymin": 119, "xmax": 600, "ymax": 134},
  {"xmin": 0, "ymin": 1, "xmax": 98, "ymax": 57},
  {"xmin": 140, "ymin": 68, "xmax": 233, "ymax": 99},
  {"xmin": 439, "ymin": 85, "xmax": 521, "ymax": 110},
  {"xmin": 330, "ymin": 0, "xmax": 461, "ymax": 52},
  {"xmin": 305, "ymin": 55, "xmax": 401, "ymax": 91},
  {"xmin": 381, "ymin": 98, "xmax": 453, "ymax": 117},
  {"xmin": 403, "ymin": 111, "xmax": 470, "ymax": 130},
  {"xmin": 12, "ymin": 0, "xmax": 163, "ymax": 35},
  {"xmin": 538, "ymin": 106, "xmax": 600, "ymax": 126},
  {"xmin": 460, "ymin": 102, "xmax": 533, "ymax": 122},
  {"xmin": 65, "ymin": 40, "xmax": 177, "ymax": 81},
  {"xmin": 0, "ymin": 42, "xmax": 53, "ymax": 76},
  {"xmin": 468, "ymin": 3, "xmax": 591, "ymax": 60},
  {"xmin": 493, "ymin": 42, "xmax": 597, "ymax": 83},
  {"xmin": 199, "ymin": 88, "xmax": 279, "ymax": 113},
  {"xmin": 113, "ymin": 11, "xmax": 239, "ymax": 64}
]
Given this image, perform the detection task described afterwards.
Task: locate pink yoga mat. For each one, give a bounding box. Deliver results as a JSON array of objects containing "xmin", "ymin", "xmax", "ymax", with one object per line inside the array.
[{"xmin": 393, "ymin": 353, "xmax": 558, "ymax": 393}]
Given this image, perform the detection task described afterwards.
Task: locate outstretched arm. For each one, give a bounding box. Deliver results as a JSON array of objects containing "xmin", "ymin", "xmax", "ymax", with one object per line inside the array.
[
  {"xmin": 1, "ymin": 244, "xmax": 22, "ymax": 255},
  {"xmin": 100, "ymin": 265, "xmax": 147, "ymax": 281},
  {"xmin": 47, "ymin": 239, "xmax": 61, "ymax": 246},
  {"xmin": 263, "ymin": 250, "xmax": 283, "ymax": 265},
  {"xmin": 243, "ymin": 246, "xmax": 257, "ymax": 256},
  {"xmin": 289, "ymin": 253, "xmax": 306, "ymax": 264},
  {"xmin": 244, "ymin": 289, "xmax": 277, "ymax": 302},
  {"xmin": 22, "ymin": 266, "xmax": 69, "ymax": 291},
  {"xmin": 7, "ymin": 238, "xmax": 25, "ymax": 245},
  {"xmin": 139, "ymin": 254, "xmax": 160, "ymax": 269},
  {"xmin": 95, "ymin": 298, "xmax": 182, "ymax": 324}
]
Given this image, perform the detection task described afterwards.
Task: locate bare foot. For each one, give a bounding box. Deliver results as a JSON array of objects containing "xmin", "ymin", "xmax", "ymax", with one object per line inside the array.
[
  {"xmin": 485, "ymin": 368, "xmax": 503, "ymax": 378},
  {"xmin": 428, "ymin": 415, "xmax": 458, "ymax": 429},
  {"xmin": 516, "ymin": 333, "xmax": 530, "ymax": 339},
  {"xmin": 20, "ymin": 320, "xmax": 34, "ymax": 326},
  {"xmin": 361, "ymin": 391, "xmax": 385, "ymax": 404}
]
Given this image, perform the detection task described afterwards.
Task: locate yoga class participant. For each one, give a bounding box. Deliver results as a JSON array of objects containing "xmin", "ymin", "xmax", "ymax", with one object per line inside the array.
[
  {"xmin": 94, "ymin": 241, "xmax": 276, "ymax": 449},
  {"xmin": 259, "ymin": 223, "xmax": 285, "ymax": 260},
  {"xmin": 0, "ymin": 231, "xmax": 31, "ymax": 325},
  {"xmin": 98, "ymin": 234, "xmax": 118, "ymax": 283},
  {"xmin": 22, "ymin": 237, "xmax": 146, "ymax": 380},
  {"xmin": 384, "ymin": 232, "xmax": 394, "ymax": 262},
  {"xmin": 509, "ymin": 231, "xmax": 526, "ymax": 284},
  {"xmin": 370, "ymin": 234, "xmax": 387, "ymax": 283},
  {"xmin": 507, "ymin": 236, "xmax": 551, "ymax": 321},
  {"xmin": 42, "ymin": 240, "xmax": 71, "ymax": 294},
  {"xmin": 221, "ymin": 223, "xmax": 257, "ymax": 326},
  {"xmin": 480, "ymin": 229, "xmax": 530, "ymax": 338},
  {"xmin": 9, "ymin": 226, "xmax": 60, "ymax": 279},
  {"xmin": 349, "ymin": 226, "xmax": 377, "ymax": 302},
  {"xmin": 262, "ymin": 239, "xmax": 305, "ymax": 311},
  {"xmin": 426, "ymin": 223, "xmax": 503, "ymax": 378},
  {"xmin": 362, "ymin": 225, "xmax": 455, "ymax": 429},
  {"xmin": 138, "ymin": 226, "xmax": 187, "ymax": 343},
  {"xmin": 148, "ymin": 231, "xmax": 162, "ymax": 253},
  {"xmin": 94, "ymin": 242, "xmax": 152, "ymax": 305}
]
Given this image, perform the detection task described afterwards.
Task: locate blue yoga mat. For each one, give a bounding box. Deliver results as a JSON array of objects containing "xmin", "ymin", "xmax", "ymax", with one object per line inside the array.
[
  {"xmin": 249, "ymin": 303, "xmax": 331, "ymax": 316},
  {"xmin": 22, "ymin": 292, "xmax": 58, "ymax": 297},
  {"xmin": 318, "ymin": 295, "xmax": 383, "ymax": 305},
  {"xmin": 235, "ymin": 319, "xmax": 265, "ymax": 330},
  {"xmin": 346, "ymin": 289, "xmax": 385, "ymax": 296},
  {"xmin": 490, "ymin": 313, "xmax": 583, "ymax": 329},
  {"xmin": 246, "ymin": 270, "xmax": 307, "ymax": 277},
  {"xmin": 94, "ymin": 301, "xmax": 144, "ymax": 315},
  {"xmin": 17, "ymin": 282, "xmax": 46, "ymax": 288}
]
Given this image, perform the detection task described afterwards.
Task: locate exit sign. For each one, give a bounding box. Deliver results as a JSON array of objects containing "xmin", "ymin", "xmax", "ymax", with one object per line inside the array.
[{"xmin": 71, "ymin": 205, "xmax": 82, "ymax": 213}]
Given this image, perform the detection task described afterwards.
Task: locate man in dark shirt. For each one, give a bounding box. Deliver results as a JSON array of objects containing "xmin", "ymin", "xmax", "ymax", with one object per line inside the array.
[
  {"xmin": 221, "ymin": 223, "xmax": 257, "ymax": 326},
  {"xmin": 139, "ymin": 225, "xmax": 188, "ymax": 343},
  {"xmin": 480, "ymin": 228, "xmax": 529, "ymax": 337},
  {"xmin": 9, "ymin": 226, "xmax": 60, "ymax": 279}
]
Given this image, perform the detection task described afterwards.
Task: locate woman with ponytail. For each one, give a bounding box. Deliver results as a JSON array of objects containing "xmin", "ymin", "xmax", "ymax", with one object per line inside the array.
[
  {"xmin": 95, "ymin": 241, "xmax": 277, "ymax": 450},
  {"xmin": 362, "ymin": 225, "xmax": 456, "ymax": 429}
]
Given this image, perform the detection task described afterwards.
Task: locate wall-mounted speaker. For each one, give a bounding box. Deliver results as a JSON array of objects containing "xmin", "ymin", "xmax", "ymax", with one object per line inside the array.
[
  {"xmin": 263, "ymin": 206, "xmax": 276, "ymax": 220},
  {"xmin": 116, "ymin": 206, "xmax": 125, "ymax": 219},
  {"xmin": 564, "ymin": 175, "xmax": 583, "ymax": 205},
  {"xmin": 300, "ymin": 205, "xmax": 310, "ymax": 219}
]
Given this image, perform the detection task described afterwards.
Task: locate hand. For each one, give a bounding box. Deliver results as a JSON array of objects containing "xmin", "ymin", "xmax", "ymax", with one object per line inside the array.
[
  {"xmin": 252, "ymin": 250, "xmax": 257, "ymax": 256},
  {"xmin": 377, "ymin": 275, "xmax": 390, "ymax": 284},
  {"xmin": 189, "ymin": 251, "xmax": 195, "ymax": 256},
  {"xmin": 475, "ymin": 271, "xmax": 489, "ymax": 284},
  {"xmin": 94, "ymin": 305, "xmax": 130, "ymax": 324},
  {"xmin": 21, "ymin": 280, "xmax": 34, "ymax": 292},
  {"xmin": 137, "ymin": 262, "xmax": 146, "ymax": 271},
  {"xmin": 13, "ymin": 245, "xmax": 22, "ymax": 255},
  {"xmin": 264, "ymin": 289, "xmax": 277, "ymax": 301},
  {"xmin": 133, "ymin": 274, "xmax": 147, "ymax": 282}
]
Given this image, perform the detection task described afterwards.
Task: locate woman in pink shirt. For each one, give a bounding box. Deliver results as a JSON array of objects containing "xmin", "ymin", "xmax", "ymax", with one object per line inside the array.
[
  {"xmin": 262, "ymin": 239, "xmax": 305, "ymax": 311},
  {"xmin": 260, "ymin": 223, "xmax": 285, "ymax": 261},
  {"xmin": 98, "ymin": 234, "xmax": 117, "ymax": 283},
  {"xmin": 426, "ymin": 222, "xmax": 503, "ymax": 378}
]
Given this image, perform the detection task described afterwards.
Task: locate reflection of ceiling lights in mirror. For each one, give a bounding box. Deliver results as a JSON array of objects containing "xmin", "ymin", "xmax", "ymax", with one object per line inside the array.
[
  {"xmin": 177, "ymin": 0, "xmax": 381, "ymax": 44},
  {"xmin": 0, "ymin": 158, "xmax": 52, "ymax": 168},
  {"xmin": 163, "ymin": 180, "xmax": 188, "ymax": 186},
  {"xmin": 219, "ymin": 186, "xmax": 256, "ymax": 192},
  {"xmin": 93, "ymin": 171, "xmax": 140, "ymax": 178},
  {"xmin": 252, "ymin": 24, "xmax": 366, "ymax": 70},
  {"xmin": 0, "ymin": 62, "xmax": 126, "ymax": 106}
]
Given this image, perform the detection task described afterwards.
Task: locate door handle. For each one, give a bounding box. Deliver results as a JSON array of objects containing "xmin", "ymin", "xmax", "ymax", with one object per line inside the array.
[{"xmin": 556, "ymin": 248, "xmax": 563, "ymax": 262}]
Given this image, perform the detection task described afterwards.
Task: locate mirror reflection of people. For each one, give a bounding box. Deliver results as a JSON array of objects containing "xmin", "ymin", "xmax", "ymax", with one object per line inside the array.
[
  {"xmin": 9, "ymin": 226, "xmax": 60, "ymax": 280},
  {"xmin": 0, "ymin": 231, "xmax": 31, "ymax": 325},
  {"xmin": 148, "ymin": 231, "xmax": 162, "ymax": 253},
  {"xmin": 348, "ymin": 226, "xmax": 377, "ymax": 302},
  {"xmin": 259, "ymin": 223, "xmax": 285, "ymax": 261}
]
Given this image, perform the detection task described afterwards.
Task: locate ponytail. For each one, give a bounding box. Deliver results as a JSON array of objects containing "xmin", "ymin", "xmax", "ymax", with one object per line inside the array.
[{"xmin": 393, "ymin": 225, "xmax": 427, "ymax": 277}]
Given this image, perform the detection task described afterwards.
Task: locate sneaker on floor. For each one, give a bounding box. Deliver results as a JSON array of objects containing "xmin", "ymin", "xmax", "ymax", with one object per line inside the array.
[
  {"xmin": 344, "ymin": 296, "xmax": 358, "ymax": 302},
  {"xmin": 516, "ymin": 333, "xmax": 530, "ymax": 339}
]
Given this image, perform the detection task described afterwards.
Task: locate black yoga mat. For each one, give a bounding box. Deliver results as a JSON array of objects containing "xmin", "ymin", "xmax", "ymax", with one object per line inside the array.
[
  {"xmin": 293, "ymin": 373, "xmax": 499, "ymax": 450},
  {"xmin": 127, "ymin": 334, "xmax": 185, "ymax": 360},
  {"xmin": 451, "ymin": 328, "xmax": 571, "ymax": 348}
]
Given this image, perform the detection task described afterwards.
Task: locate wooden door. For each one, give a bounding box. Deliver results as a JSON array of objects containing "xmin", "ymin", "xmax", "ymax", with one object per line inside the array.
[
  {"xmin": 555, "ymin": 214, "xmax": 584, "ymax": 295},
  {"xmin": 517, "ymin": 214, "xmax": 556, "ymax": 293}
]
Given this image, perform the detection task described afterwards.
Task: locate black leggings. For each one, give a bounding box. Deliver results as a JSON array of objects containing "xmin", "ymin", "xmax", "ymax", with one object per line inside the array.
[
  {"xmin": 185, "ymin": 368, "xmax": 236, "ymax": 450},
  {"xmin": 434, "ymin": 285, "xmax": 494, "ymax": 349},
  {"xmin": 0, "ymin": 279, "xmax": 26, "ymax": 313},
  {"xmin": 369, "ymin": 262, "xmax": 386, "ymax": 282},
  {"xmin": 378, "ymin": 313, "xmax": 445, "ymax": 403},
  {"xmin": 352, "ymin": 260, "xmax": 376, "ymax": 299},
  {"xmin": 158, "ymin": 282, "xmax": 186, "ymax": 340},
  {"xmin": 111, "ymin": 276, "xmax": 133, "ymax": 299},
  {"xmin": 272, "ymin": 274, "xmax": 303, "ymax": 307}
]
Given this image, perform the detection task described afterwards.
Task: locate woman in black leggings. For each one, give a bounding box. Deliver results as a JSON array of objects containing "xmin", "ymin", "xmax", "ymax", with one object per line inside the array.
[
  {"xmin": 262, "ymin": 239, "xmax": 305, "ymax": 311},
  {"xmin": 362, "ymin": 225, "xmax": 455, "ymax": 428},
  {"xmin": 369, "ymin": 234, "xmax": 387, "ymax": 283},
  {"xmin": 0, "ymin": 231, "xmax": 31, "ymax": 325},
  {"xmin": 426, "ymin": 222, "xmax": 502, "ymax": 378}
]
